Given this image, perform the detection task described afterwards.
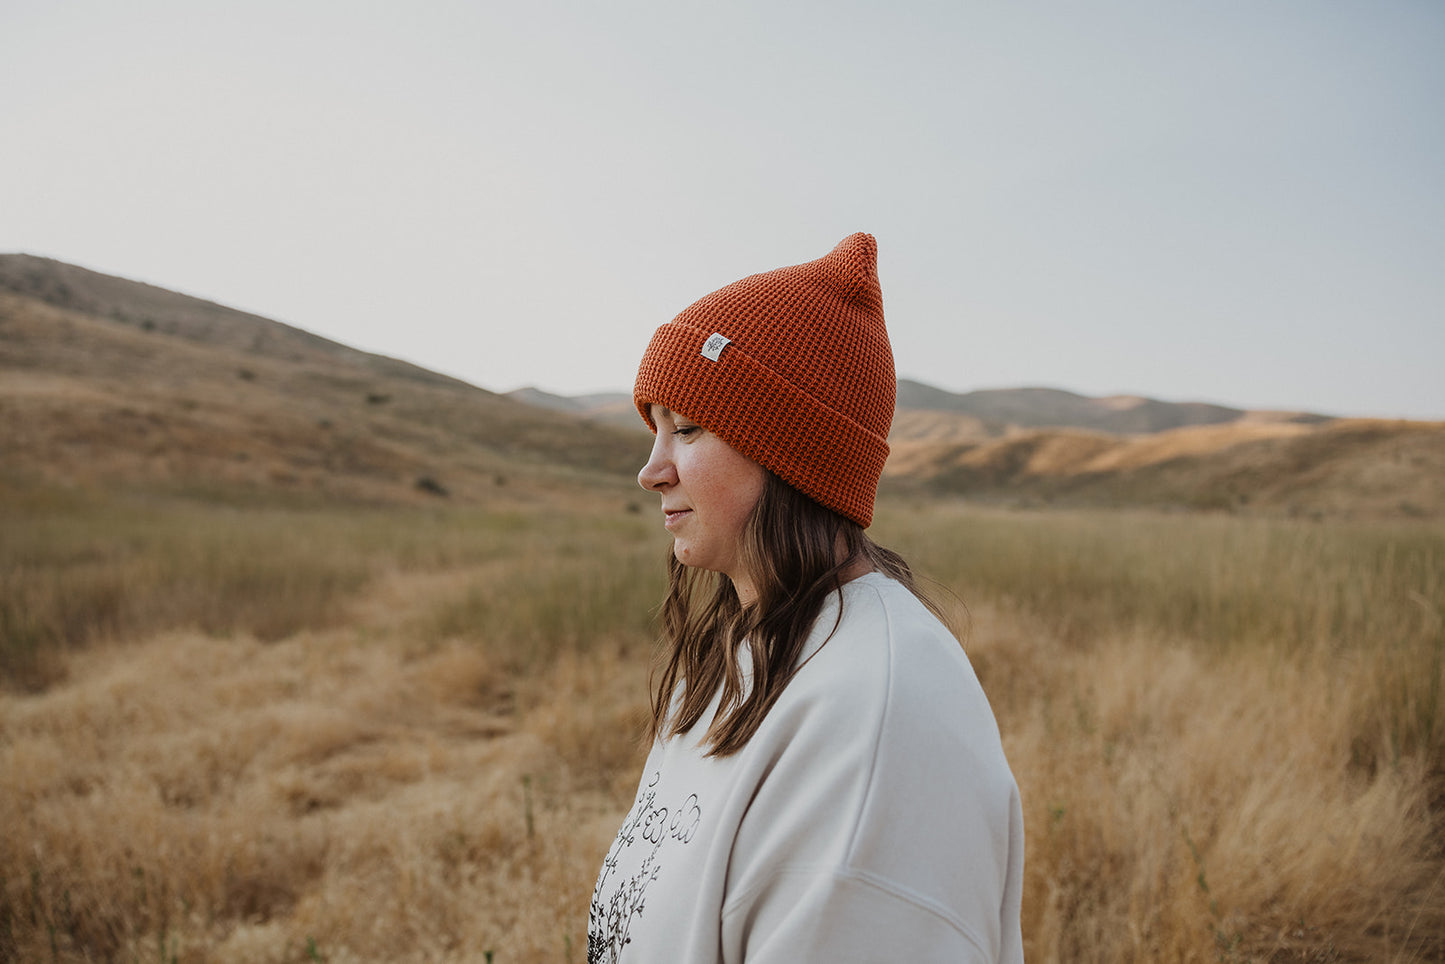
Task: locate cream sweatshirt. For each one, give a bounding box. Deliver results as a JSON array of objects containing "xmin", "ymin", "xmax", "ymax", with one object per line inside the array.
[{"xmin": 588, "ymin": 572, "xmax": 1024, "ymax": 963}]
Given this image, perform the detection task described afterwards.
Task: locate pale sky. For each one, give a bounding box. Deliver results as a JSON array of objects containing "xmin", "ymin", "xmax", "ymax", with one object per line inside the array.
[{"xmin": 3, "ymin": 1, "xmax": 1442, "ymax": 419}]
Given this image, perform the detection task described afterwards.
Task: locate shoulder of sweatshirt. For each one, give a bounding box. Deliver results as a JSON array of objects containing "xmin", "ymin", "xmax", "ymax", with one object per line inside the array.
[
  {"xmin": 784, "ymin": 572, "xmax": 990, "ymax": 729},
  {"xmin": 774, "ymin": 572, "xmax": 1017, "ymax": 813}
]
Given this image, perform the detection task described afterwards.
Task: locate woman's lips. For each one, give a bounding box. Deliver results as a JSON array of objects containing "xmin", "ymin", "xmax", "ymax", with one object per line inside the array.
[{"xmin": 663, "ymin": 509, "xmax": 692, "ymax": 529}]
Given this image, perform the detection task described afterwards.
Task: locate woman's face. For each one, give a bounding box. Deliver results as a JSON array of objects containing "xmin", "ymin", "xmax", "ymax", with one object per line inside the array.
[{"xmin": 638, "ymin": 405, "xmax": 767, "ymax": 602}]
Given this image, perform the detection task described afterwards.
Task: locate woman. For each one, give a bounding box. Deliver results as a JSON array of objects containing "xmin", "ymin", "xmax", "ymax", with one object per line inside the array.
[{"xmin": 589, "ymin": 233, "xmax": 1023, "ymax": 963}]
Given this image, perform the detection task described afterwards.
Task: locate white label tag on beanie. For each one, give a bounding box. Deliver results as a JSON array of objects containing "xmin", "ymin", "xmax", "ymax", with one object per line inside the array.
[{"xmin": 701, "ymin": 333, "xmax": 731, "ymax": 362}]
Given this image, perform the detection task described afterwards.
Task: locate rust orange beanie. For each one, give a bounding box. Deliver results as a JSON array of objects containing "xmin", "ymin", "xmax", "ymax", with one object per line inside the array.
[{"xmin": 634, "ymin": 232, "xmax": 895, "ymax": 528}]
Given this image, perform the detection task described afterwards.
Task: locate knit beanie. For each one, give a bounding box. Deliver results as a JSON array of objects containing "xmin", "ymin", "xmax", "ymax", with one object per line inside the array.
[{"xmin": 634, "ymin": 232, "xmax": 895, "ymax": 528}]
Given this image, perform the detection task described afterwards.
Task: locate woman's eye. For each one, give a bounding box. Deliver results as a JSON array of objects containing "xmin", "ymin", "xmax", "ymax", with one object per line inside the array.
[{"xmin": 672, "ymin": 425, "xmax": 700, "ymax": 438}]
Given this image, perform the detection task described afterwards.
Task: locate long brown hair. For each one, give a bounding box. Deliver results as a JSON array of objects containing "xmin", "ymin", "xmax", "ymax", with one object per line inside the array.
[{"xmin": 647, "ymin": 472, "xmax": 934, "ymax": 757}]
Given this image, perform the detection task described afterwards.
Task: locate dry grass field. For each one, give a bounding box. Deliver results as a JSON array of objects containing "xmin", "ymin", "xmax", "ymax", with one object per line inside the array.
[
  {"xmin": 3, "ymin": 479, "xmax": 1442, "ymax": 963},
  {"xmin": 4, "ymin": 256, "xmax": 1444, "ymax": 960}
]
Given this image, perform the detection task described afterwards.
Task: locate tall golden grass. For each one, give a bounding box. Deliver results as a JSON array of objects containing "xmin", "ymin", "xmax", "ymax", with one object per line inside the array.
[
  {"xmin": 2, "ymin": 483, "xmax": 1442, "ymax": 962},
  {"xmin": 877, "ymin": 504, "xmax": 1444, "ymax": 961}
]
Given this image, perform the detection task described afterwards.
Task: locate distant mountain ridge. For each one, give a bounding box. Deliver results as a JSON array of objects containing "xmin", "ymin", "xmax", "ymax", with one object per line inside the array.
[
  {"xmin": 505, "ymin": 380, "xmax": 1334, "ymax": 439},
  {"xmin": 506, "ymin": 387, "xmax": 642, "ymax": 431},
  {"xmin": 893, "ymin": 380, "xmax": 1332, "ymax": 435}
]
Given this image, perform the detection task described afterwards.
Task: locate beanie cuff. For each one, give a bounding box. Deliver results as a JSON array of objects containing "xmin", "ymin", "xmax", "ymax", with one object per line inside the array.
[{"xmin": 636, "ymin": 320, "xmax": 889, "ymax": 527}]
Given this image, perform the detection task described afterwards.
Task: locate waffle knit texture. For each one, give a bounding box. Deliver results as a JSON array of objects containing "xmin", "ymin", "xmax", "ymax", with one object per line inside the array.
[{"xmin": 634, "ymin": 233, "xmax": 895, "ymax": 528}]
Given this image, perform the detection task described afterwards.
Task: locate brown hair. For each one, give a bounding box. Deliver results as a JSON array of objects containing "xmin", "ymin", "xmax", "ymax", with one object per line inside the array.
[{"xmin": 647, "ymin": 472, "xmax": 935, "ymax": 757}]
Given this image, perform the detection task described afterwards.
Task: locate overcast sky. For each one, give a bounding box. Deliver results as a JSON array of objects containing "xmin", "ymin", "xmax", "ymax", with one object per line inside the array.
[{"xmin": 3, "ymin": 1, "xmax": 1442, "ymax": 419}]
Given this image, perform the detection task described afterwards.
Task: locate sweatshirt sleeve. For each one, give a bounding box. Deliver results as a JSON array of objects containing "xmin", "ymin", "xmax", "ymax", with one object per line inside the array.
[
  {"xmin": 722, "ymin": 866, "xmax": 998, "ymax": 962},
  {"xmin": 717, "ymin": 578, "xmax": 1024, "ymax": 964}
]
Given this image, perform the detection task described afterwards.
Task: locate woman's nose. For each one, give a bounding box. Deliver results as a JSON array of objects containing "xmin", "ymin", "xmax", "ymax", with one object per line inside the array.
[{"xmin": 638, "ymin": 437, "xmax": 677, "ymax": 491}]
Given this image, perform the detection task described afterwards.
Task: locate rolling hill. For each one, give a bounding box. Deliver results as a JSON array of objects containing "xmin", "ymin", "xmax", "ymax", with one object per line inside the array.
[
  {"xmin": 0, "ymin": 254, "xmax": 651, "ymax": 505},
  {"xmin": 4, "ymin": 253, "xmax": 1441, "ymax": 519},
  {"xmin": 883, "ymin": 419, "xmax": 1445, "ymax": 519}
]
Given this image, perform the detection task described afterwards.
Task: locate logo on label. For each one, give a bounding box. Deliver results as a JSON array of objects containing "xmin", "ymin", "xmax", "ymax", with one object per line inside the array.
[{"xmin": 701, "ymin": 333, "xmax": 731, "ymax": 362}]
